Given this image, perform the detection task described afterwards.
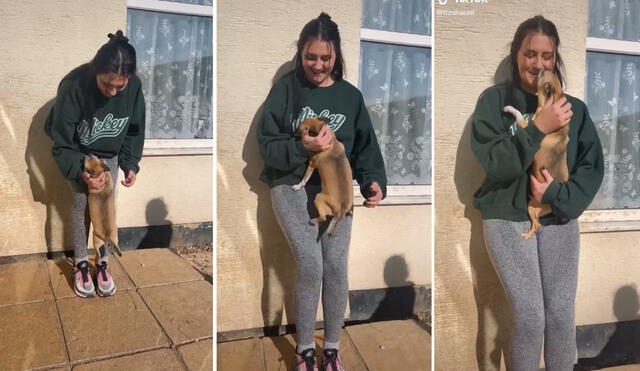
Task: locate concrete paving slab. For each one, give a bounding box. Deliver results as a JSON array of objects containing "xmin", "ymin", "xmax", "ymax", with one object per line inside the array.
[
  {"xmin": 47, "ymin": 258, "xmax": 134, "ymax": 299},
  {"xmin": 72, "ymin": 348, "xmax": 186, "ymax": 371},
  {"xmin": 600, "ymin": 366, "xmax": 640, "ymax": 370},
  {"xmin": 118, "ymin": 249, "xmax": 203, "ymax": 288},
  {"xmin": 138, "ymin": 280, "xmax": 213, "ymax": 345},
  {"xmin": 57, "ymin": 289, "xmax": 169, "ymax": 363},
  {"xmin": 0, "ymin": 300, "xmax": 67, "ymax": 370},
  {"xmin": 261, "ymin": 330, "xmax": 366, "ymax": 371},
  {"xmin": 178, "ymin": 339, "xmax": 214, "ymax": 371},
  {"xmin": 217, "ymin": 338, "xmax": 263, "ymax": 371},
  {"xmin": 347, "ymin": 320, "xmax": 430, "ymax": 371},
  {"xmin": 0, "ymin": 260, "xmax": 53, "ymax": 306}
]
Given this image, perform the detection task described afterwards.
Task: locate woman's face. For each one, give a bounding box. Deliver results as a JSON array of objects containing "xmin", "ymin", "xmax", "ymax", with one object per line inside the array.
[
  {"xmin": 96, "ymin": 73, "xmax": 129, "ymax": 98},
  {"xmin": 301, "ymin": 39, "xmax": 336, "ymax": 87},
  {"xmin": 516, "ymin": 33, "xmax": 556, "ymax": 94}
]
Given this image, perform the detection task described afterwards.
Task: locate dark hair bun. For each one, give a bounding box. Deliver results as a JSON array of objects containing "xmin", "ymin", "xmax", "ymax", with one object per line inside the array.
[
  {"xmin": 108, "ymin": 30, "xmax": 129, "ymax": 44},
  {"xmin": 318, "ymin": 12, "xmax": 331, "ymax": 21}
]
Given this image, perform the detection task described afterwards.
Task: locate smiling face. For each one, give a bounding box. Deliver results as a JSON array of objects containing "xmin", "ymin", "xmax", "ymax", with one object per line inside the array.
[
  {"xmin": 301, "ymin": 39, "xmax": 336, "ymax": 87},
  {"xmin": 516, "ymin": 33, "xmax": 556, "ymax": 94},
  {"xmin": 96, "ymin": 73, "xmax": 129, "ymax": 98}
]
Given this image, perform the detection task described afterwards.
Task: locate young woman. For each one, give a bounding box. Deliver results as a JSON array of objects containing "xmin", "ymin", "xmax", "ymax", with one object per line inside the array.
[
  {"xmin": 257, "ymin": 13, "xmax": 386, "ymax": 371},
  {"xmin": 50, "ymin": 30, "xmax": 145, "ymax": 298},
  {"xmin": 471, "ymin": 16, "xmax": 604, "ymax": 370}
]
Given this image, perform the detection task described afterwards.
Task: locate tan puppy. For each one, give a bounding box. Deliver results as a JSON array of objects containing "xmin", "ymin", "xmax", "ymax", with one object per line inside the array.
[
  {"xmin": 84, "ymin": 155, "xmax": 123, "ymax": 259},
  {"xmin": 292, "ymin": 117, "xmax": 354, "ymax": 236},
  {"xmin": 504, "ymin": 70, "xmax": 569, "ymax": 239}
]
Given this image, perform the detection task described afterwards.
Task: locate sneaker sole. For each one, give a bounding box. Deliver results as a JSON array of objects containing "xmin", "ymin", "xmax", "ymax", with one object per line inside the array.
[
  {"xmin": 97, "ymin": 285, "xmax": 117, "ymax": 297},
  {"xmin": 74, "ymin": 285, "xmax": 96, "ymax": 298}
]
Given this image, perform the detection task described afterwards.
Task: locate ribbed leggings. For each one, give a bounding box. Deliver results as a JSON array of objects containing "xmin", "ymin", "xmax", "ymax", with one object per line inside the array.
[
  {"xmin": 271, "ymin": 184, "xmax": 351, "ymax": 350},
  {"xmin": 483, "ymin": 219, "xmax": 580, "ymax": 371}
]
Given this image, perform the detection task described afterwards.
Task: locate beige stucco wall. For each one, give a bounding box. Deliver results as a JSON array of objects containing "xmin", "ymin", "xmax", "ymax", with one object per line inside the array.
[
  {"xmin": 435, "ymin": 1, "xmax": 640, "ymax": 370},
  {"xmin": 0, "ymin": 1, "xmax": 212, "ymax": 257},
  {"xmin": 217, "ymin": 0, "xmax": 431, "ymax": 332}
]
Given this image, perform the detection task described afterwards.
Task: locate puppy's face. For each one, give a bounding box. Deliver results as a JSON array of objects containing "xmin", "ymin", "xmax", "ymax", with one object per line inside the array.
[
  {"xmin": 537, "ymin": 70, "xmax": 561, "ymax": 101},
  {"xmin": 84, "ymin": 156, "xmax": 110, "ymax": 179},
  {"xmin": 298, "ymin": 117, "xmax": 330, "ymax": 137}
]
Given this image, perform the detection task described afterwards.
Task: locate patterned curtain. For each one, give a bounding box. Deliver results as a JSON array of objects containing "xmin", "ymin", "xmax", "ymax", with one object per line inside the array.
[
  {"xmin": 588, "ymin": 0, "xmax": 640, "ymax": 41},
  {"xmin": 362, "ymin": 0, "xmax": 431, "ymax": 36},
  {"xmin": 586, "ymin": 0, "xmax": 640, "ymax": 209},
  {"xmin": 127, "ymin": 9, "xmax": 213, "ymax": 139},
  {"xmin": 360, "ymin": 0, "xmax": 432, "ymax": 185}
]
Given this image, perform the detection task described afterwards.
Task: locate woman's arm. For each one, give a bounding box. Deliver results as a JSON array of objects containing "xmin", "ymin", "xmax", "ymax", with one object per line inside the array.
[
  {"xmin": 118, "ymin": 78, "xmax": 145, "ymax": 178},
  {"xmin": 350, "ymin": 94, "xmax": 387, "ymax": 199},
  {"xmin": 541, "ymin": 102, "xmax": 605, "ymax": 219},
  {"xmin": 51, "ymin": 80, "xmax": 86, "ymax": 182},
  {"xmin": 471, "ymin": 88, "xmax": 546, "ymax": 182},
  {"xmin": 257, "ymin": 81, "xmax": 311, "ymax": 171}
]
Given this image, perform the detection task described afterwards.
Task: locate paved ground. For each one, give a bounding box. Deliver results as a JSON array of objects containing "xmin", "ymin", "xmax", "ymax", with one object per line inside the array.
[
  {"xmin": 218, "ymin": 320, "xmax": 432, "ymax": 371},
  {"xmin": 0, "ymin": 248, "xmax": 213, "ymax": 371}
]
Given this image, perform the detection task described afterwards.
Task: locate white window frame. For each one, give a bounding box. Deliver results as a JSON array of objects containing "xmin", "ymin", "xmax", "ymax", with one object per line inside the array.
[
  {"xmin": 128, "ymin": 0, "xmax": 214, "ymax": 156},
  {"xmin": 358, "ymin": 28, "xmax": 433, "ymax": 205},
  {"xmin": 580, "ymin": 36, "xmax": 640, "ymax": 232}
]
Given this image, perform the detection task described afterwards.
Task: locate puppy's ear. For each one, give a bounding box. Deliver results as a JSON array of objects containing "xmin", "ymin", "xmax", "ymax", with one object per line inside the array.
[{"xmin": 101, "ymin": 160, "xmax": 110, "ymax": 173}]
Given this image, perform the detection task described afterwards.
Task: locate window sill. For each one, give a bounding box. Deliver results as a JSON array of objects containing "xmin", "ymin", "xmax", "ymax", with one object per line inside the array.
[
  {"xmin": 579, "ymin": 209, "xmax": 640, "ymax": 233},
  {"xmin": 353, "ymin": 185, "xmax": 432, "ymax": 206},
  {"xmin": 142, "ymin": 139, "xmax": 212, "ymax": 156}
]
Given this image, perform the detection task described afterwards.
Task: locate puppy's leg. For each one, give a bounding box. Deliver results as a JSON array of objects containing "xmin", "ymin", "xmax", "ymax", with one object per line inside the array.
[
  {"xmin": 503, "ymin": 106, "xmax": 529, "ymax": 128},
  {"xmin": 522, "ymin": 204, "xmax": 543, "ymax": 240},
  {"xmin": 310, "ymin": 194, "xmax": 333, "ymax": 225},
  {"xmin": 292, "ymin": 164, "xmax": 316, "ymax": 191}
]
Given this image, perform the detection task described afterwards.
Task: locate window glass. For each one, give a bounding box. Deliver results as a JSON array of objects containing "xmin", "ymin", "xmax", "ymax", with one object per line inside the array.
[
  {"xmin": 586, "ymin": 52, "xmax": 640, "ymax": 209},
  {"xmin": 360, "ymin": 42, "xmax": 431, "ymax": 185},
  {"xmin": 588, "ymin": 0, "xmax": 640, "ymax": 42},
  {"xmin": 362, "ymin": 0, "xmax": 432, "ymax": 36},
  {"xmin": 127, "ymin": 9, "xmax": 213, "ymax": 139}
]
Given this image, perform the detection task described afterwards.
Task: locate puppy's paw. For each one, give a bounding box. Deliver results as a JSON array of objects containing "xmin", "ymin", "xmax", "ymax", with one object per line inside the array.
[
  {"xmin": 292, "ymin": 183, "xmax": 304, "ymax": 191},
  {"xmin": 309, "ymin": 218, "xmax": 319, "ymax": 225}
]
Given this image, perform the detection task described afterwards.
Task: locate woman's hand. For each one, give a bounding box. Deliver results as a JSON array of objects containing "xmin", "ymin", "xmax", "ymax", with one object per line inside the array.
[
  {"xmin": 363, "ymin": 182, "xmax": 383, "ymax": 208},
  {"xmin": 121, "ymin": 171, "xmax": 137, "ymax": 187},
  {"xmin": 83, "ymin": 172, "xmax": 106, "ymax": 191},
  {"xmin": 530, "ymin": 168, "xmax": 554, "ymax": 203},
  {"xmin": 533, "ymin": 96, "xmax": 572, "ymax": 134},
  {"xmin": 301, "ymin": 125, "xmax": 333, "ymax": 153}
]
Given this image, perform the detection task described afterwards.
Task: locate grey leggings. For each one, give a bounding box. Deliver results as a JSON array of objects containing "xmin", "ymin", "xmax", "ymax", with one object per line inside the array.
[
  {"xmin": 271, "ymin": 184, "xmax": 352, "ymax": 350},
  {"xmin": 70, "ymin": 156, "xmax": 118, "ymax": 265},
  {"xmin": 483, "ymin": 219, "xmax": 580, "ymax": 371}
]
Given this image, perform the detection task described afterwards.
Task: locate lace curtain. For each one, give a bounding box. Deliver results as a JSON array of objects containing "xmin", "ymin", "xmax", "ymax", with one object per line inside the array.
[
  {"xmin": 127, "ymin": 9, "xmax": 213, "ymax": 139},
  {"xmin": 586, "ymin": 0, "xmax": 640, "ymax": 209},
  {"xmin": 360, "ymin": 0, "xmax": 432, "ymax": 185},
  {"xmin": 362, "ymin": 0, "xmax": 431, "ymax": 36}
]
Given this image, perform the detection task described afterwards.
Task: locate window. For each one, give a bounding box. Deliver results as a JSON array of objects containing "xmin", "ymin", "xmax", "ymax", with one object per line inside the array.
[
  {"xmin": 360, "ymin": 0, "xmax": 432, "ymax": 204},
  {"xmin": 581, "ymin": 0, "xmax": 640, "ymax": 230},
  {"xmin": 127, "ymin": 0, "xmax": 213, "ymax": 155}
]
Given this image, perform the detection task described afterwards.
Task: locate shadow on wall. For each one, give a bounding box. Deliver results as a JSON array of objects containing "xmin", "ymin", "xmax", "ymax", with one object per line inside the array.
[
  {"xmin": 451, "ymin": 57, "xmax": 513, "ymax": 371},
  {"xmin": 241, "ymin": 61, "xmax": 297, "ymax": 339},
  {"xmin": 370, "ymin": 255, "xmax": 416, "ymax": 321},
  {"xmin": 24, "ymin": 98, "xmax": 74, "ymax": 258},
  {"xmin": 137, "ymin": 198, "xmax": 173, "ymax": 249},
  {"xmin": 576, "ymin": 285, "xmax": 640, "ymax": 369}
]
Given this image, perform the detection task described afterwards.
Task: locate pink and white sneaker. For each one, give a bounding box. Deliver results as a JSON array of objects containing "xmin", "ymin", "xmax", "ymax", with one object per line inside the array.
[
  {"xmin": 73, "ymin": 261, "xmax": 95, "ymax": 298},
  {"xmin": 295, "ymin": 348, "xmax": 319, "ymax": 371},
  {"xmin": 95, "ymin": 262, "xmax": 116, "ymax": 297},
  {"xmin": 322, "ymin": 349, "xmax": 345, "ymax": 371}
]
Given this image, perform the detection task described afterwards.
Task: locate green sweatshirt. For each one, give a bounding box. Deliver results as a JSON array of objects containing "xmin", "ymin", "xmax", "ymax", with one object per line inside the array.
[
  {"xmin": 471, "ymin": 83, "xmax": 604, "ymax": 221},
  {"xmin": 49, "ymin": 64, "xmax": 146, "ymax": 183},
  {"xmin": 257, "ymin": 72, "xmax": 387, "ymax": 198}
]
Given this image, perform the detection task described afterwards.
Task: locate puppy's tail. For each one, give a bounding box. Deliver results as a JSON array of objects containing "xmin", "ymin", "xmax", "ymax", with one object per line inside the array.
[
  {"xmin": 503, "ymin": 105, "xmax": 523, "ymax": 122},
  {"xmin": 325, "ymin": 217, "xmax": 340, "ymax": 237}
]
